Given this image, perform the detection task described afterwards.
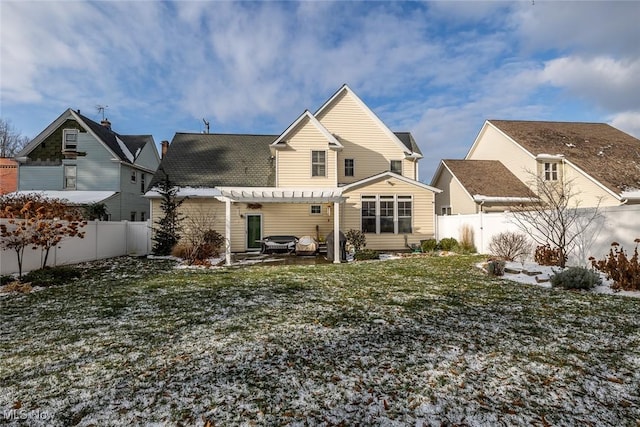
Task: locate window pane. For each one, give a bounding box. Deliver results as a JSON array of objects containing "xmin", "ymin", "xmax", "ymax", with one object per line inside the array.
[
  {"xmin": 398, "ymin": 217, "xmax": 412, "ymax": 233},
  {"xmin": 310, "ymin": 205, "xmax": 321, "ymax": 214},
  {"xmin": 380, "ymin": 199, "xmax": 394, "ymax": 233},
  {"xmin": 362, "ymin": 218, "xmax": 376, "ymax": 233},
  {"xmin": 312, "ymin": 151, "xmax": 326, "ymax": 177},
  {"xmin": 361, "ymin": 198, "xmax": 376, "ymax": 233},
  {"xmin": 345, "ymin": 159, "xmax": 354, "ymax": 176},
  {"xmin": 390, "ymin": 160, "xmax": 402, "ymax": 174}
]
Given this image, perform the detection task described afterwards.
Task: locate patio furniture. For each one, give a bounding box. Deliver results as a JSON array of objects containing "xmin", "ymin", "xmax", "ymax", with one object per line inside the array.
[
  {"xmin": 260, "ymin": 235, "xmax": 298, "ymax": 254},
  {"xmin": 296, "ymin": 236, "xmax": 318, "ymax": 256}
]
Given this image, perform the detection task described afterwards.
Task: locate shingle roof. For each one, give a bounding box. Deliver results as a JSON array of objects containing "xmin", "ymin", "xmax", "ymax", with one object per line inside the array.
[
  {"xmin": 443, "ymin": 159, "xmax": 535, "ymax": 198},
  {"xmin": 394, "ymin": 132, "xmax": 422, "ymax": 156},
  {"xmin": 489, "ymin": 120, "xmax": 640, "ymax": 194},
  {"xmin": 149, "ymin": 133, "xmax": 277, "ymax": 189},
  {"xmin": 77, "ymin": 113, "xmax": 154, "ymax": 163}
]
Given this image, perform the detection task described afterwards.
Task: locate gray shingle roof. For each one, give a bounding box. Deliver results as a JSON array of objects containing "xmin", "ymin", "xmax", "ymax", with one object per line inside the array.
[
  {"xmin": 489, "ymin": 120, "xmax": 640, "ymax": 194},
  {"xmin": 443, "ymin": 159, "xmax": 535, "ymax": 198},
  {"xmin": 78, "ymin": 113, "xmax": 153, "ymax": 163},
  {"xmin": 394, "ymin": 132, "xmax": 422, "ymax": 156},
  {"xmin": 149, "ymin": 133, "xmax": 277, "ymax": 189}
]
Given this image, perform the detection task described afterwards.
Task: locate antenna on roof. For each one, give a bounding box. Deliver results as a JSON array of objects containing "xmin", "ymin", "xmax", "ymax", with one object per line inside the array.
[
  {"xmin": 203, "ymin": 118, "xmax": 210, "ymax": 134},
  {"xmin": 96, "ymin": 105, "xmax": 109, "ymax": 120}
]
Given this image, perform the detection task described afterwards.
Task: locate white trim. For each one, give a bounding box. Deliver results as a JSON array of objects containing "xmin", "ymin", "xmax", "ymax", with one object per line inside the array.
[
  {"xmin": 342, "ymin": 171, "xmax": 442, "ymax": 194},
  {"xmin": 310, "ymin": 204, "xmax": 322, "ymax": 215},
  {"xmin": 311, "ymin": 149, "xmax": 327, "ymax": 178},
  {"xmin": 62, "ymin": 128, "xmax": 78, "ymax": 151},
  {"xmin": 472, "ymin": 195, "xmax": 538, "ymax": 203},
  {"xmin": 271, "ymin": 110, "xmax": 342, "ymax": 148},
  {"xmin": 314, "ymin": 85, "xmax": 412, "ymax": 155},
  {"xmin": 217, "ymin": 187, "xmax": 344, "ymax": 203},
  {"xmin": 13, "ymin": 190, "xmax": 118, "ymax": 205},
  {"xmin": 562, "ymin": 157, "xmax": 623, "ymax": 201},
  {"xmin": 465, "ymin": 121, "xmax": 538, "ymax": 161},
  {"xmin": 145, "ymin": 187, "xmax": 222, "ymax": 199},
  {"xmin": 359, "ymin": 194, "xmax": 414, "ymax": 234},
  {"xmin": 245, "ymin": 213, "xmax": 263, "ymax": 251}
]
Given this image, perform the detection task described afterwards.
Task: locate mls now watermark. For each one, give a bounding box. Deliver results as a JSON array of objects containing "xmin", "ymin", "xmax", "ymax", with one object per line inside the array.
[{"xmin": 3, "ymin": 409, "xmax": 51, "ymax": 421}]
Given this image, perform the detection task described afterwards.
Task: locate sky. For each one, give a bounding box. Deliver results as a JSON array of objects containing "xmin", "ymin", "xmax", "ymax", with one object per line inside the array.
[{"xmin": 1, "ymin": 0, "xmax": 639, "ymax": 182}]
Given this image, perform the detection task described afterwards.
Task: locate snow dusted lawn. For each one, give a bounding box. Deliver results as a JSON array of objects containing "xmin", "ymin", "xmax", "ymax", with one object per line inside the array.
[{"xmin": 1, "ymin": 255, "xmax": 639, "ymax": 426}]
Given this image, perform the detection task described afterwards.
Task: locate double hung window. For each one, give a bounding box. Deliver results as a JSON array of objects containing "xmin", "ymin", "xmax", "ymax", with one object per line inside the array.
[
  {"xmin": 63, "ymin": 129, "xmax": 78, "ymax": 151},
  {"xmin": 361, "ymin": 195, "xmax": 413, "ymax": 234},
  {"xmin": 312, "ymin": 151, "xmax": 326, "ymax": 177}
]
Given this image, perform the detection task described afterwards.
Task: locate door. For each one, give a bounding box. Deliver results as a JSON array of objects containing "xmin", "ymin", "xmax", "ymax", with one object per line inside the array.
[{"xmin": 246, "ymin": 214, "xmax": 262, "ymax": 250}]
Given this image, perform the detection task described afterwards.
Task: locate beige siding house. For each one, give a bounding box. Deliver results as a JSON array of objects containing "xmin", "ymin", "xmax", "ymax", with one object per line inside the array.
[
  {"xmin": 147, "ymin": 85, "xmax": 440, "ymax": 263},
  {"xmin": 431, "ymin": 120, "xmax": 640, "ymax": 214}
]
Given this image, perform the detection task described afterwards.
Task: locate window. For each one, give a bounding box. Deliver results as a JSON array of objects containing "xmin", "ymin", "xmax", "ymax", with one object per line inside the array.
[
  {"xmin": 64, "ymin": 165, "xmax": 76, "ymax": 189},
  {"xmin": 63, "ymin": 129, "xmax": 78, "ymax": 151},
  {"xmin": 361, "ymin": 196, "xmax": 377, "ymax": 233},
  {"xmin": 398, "ymin": 197, "xmax": 412, "ymax": 233},
  {"xmin": 390, "ymin": 160, "xmax": 402, "ymax": 174},
  {"xmin": 344, "ymin": 158, "xmax": 354, "ymax": 177},
  {"xmin": 131, "ymin": 170, "xmax": 137, "ymax": 183},
  {"xmin": 310, "ymin": 205, "xmax": 322, "ymax": 215},
  {"xmin": 441, "ymin": 206, "xmax": 452, "ymax": 216},
  {"xmin": 361, "ymin": 195, "xmax": 413, "ymax": 234},
  {"xmin": 380, "ymin": 197, "xmax": 394, "ymax": 233},
  {"xmin": 140, "ymin": 212, "xmax": 146, "ymax": 221},
  {"xmin": 544, "ymin": 162, "xmax": 558, "ymax": 181},
  {"xmin": 311, "ymin": 151, "xmax": 326, "ymax": 177},
  {"xmin": 140, "ymin": 173, "xmax": 145, "ymax": 193},
  {"xmin": 130, "ymin": 212, "xmax": 136, "ymax": 221}
]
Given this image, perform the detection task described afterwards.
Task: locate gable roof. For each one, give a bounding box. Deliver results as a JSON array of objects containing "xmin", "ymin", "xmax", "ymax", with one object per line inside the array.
[
  {"xmin": 17, "ymin": 108, "xmax": 154, "ymax": 164},
  {"xmin": 440, "ymin": 159, "xmax": 535, "ymax": 200},
  {"xmin": 271, "ymin": 110, "xmax": 342, "ymax": 148},
  {"xmin": 487, "ymin": 120, "xmax": 640, "ymax": 194},
  {"xmin": 149, "ymin": 133, "xmax": 277, "ymax": 189},
  {"xmin": 342, "ymin": 171, "xmax": 441, "ymax": 193},
  {"xmin": 314, "ymin": 84, "xmax": 419, "ymax": 157}
]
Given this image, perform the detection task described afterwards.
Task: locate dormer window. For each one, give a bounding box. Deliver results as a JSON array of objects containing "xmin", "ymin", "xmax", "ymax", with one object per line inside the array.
[
  {"xmin": 63, "ymin": 129, "xmax": 78, "ymax": 151},
  {"xmin": 544, "ymin": 162, "xmax": 558, "ymax": 181}
]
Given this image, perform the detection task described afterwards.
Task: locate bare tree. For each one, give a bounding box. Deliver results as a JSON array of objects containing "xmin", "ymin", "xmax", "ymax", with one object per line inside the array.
[
  {"xmin": 0, "ymin": 118, "xmax": 30, "ymax": 158},
  {"xmin": 509, "ymin": 171, "xmax": 602, "ymax": 268}
]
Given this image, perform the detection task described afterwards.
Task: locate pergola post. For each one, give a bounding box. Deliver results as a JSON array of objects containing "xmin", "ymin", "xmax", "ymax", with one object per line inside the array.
[
  {"xmin": 225, "ymin": 197, "xmax": 232, "ymax": 266},
  {"xmin": 333, "ymin": 201, "xmax": 340, "ymax": 264}
]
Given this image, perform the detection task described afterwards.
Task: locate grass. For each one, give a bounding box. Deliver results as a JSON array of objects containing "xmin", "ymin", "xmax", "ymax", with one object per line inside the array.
[{"xmin": 1, "ymin": 255, "xmax": 639, "ymax": 426}]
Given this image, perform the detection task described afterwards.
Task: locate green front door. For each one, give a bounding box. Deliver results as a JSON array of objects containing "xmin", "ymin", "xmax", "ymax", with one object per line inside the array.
[{"xmin": 247, "ymin": 214, "xmax": 262, "ymax": 250}]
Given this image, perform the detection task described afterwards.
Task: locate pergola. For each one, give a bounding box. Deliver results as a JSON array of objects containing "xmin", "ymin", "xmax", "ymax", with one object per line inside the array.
[{"xmin": 216, "ymin": 187, "xmax": 346, "ymax": 265}]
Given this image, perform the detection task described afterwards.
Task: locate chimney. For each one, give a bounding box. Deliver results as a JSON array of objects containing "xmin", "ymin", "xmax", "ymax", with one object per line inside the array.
[
  {"xmin": 161, "ymin": 140, "xmax": 169, "ymax": 158},
  {"xmin": 100, "ymin": 118, "xmax": 112, "ymax": 130}
]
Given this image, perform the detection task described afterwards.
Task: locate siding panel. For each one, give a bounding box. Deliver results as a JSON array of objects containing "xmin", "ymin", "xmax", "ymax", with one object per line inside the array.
[{"xmin": 317, "ymin": 90, "xmax": 413, "ymax": 183}]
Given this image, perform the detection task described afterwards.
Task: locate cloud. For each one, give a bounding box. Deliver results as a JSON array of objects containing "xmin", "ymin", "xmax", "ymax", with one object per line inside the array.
[
  {"xmin": 541, "ymin": 56, "xmax": 640, "ymax": 112},
  {"xmin": 515, "ymin": 1, "xmax": 640, "ymax": 57},
  {"xmin": 2, "ymin": 0, "xmax": 638, "ymax": 181}
]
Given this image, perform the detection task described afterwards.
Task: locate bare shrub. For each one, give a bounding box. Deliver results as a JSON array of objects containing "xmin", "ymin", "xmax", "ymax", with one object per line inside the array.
[{"xmin": 488, "ymin": 232, "xmax": 532, "ymax": 262}]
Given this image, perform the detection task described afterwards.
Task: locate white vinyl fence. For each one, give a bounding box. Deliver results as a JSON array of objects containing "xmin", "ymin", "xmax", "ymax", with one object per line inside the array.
[
  {"xmin": 0, "ymin": 220, "xmax": 152, "ymax": 276},
  {"xmin": 436, "ymin": 204, "xmax": 640, "ymax": 266}
]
